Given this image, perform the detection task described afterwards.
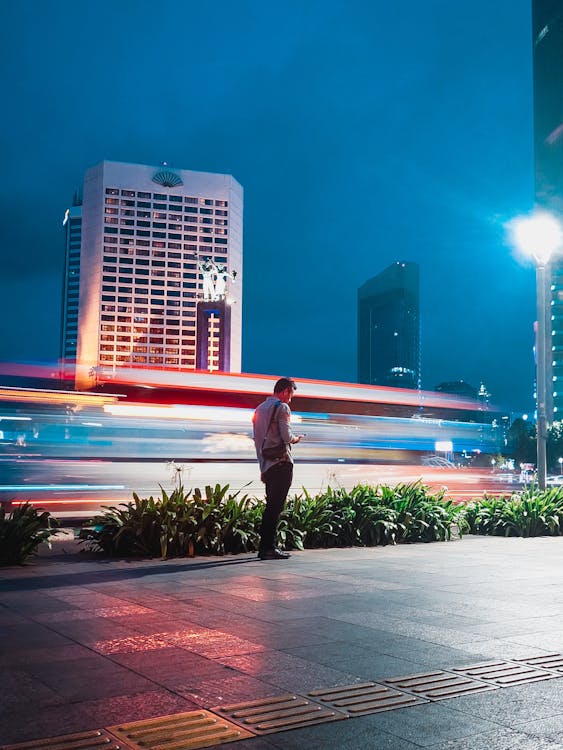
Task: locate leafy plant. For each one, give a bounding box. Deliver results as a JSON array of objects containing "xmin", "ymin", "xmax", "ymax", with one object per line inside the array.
[
  {"xmin": 0, "ymin": 502, "xmax": 59, "ymax": 565},
  {"xmin": 81, "ymin": 483, "xmax": 261, "ymax": 558},
  {"xmin": 464, "ymin": 486, "xmax": 563, "ymax": 537}
]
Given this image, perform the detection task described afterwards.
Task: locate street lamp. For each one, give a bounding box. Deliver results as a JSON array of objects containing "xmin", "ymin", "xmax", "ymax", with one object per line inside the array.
[{"xmin": 509, "ymin": 211, "xmax": 563, "ymax": 490}]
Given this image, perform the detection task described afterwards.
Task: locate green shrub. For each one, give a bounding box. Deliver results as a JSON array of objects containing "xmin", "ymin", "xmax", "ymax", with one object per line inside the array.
[
  {"xmin": 464, "ymin": 486, "xmax": 563, "ymax": 537},
  {"xmin": 329, "ymin": 485, "xmax": 397, "ymax": 546},
  {"xmin": 0, "ymin": 503, "xmax": 59, "ymax": 565},
  {"xmin": 81, "ymin": 484, "xmax": 260, "ymax": 558},
  {"xmin": 278, "ymin": 490, "xmax": 337, "ymax": 550},
  {"xmin": 377, "ymin": 482, "xmax": 461, "ymax": 543},
  {"xmin": 81, "ymin": 479, "xmax": 469, "ymax": 560}
]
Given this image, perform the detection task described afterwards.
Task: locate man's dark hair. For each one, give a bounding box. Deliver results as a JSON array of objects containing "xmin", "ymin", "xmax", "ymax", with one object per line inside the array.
[{"xmin": 274, "ymin": 377, "xmax": 296, "ymax": 394}]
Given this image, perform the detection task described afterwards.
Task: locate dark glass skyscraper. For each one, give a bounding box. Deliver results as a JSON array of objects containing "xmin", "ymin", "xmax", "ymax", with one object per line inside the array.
[
  {"xmin": 533, "ymin": 1, "xmax": 563, "ymax": 419},
  {"xmin": 59, "ymin": 200, "xmax": 82, "ymax": 382},
  {"xmin": 358, "ymin": 261, "xmax": 420, "ymax": 389}
]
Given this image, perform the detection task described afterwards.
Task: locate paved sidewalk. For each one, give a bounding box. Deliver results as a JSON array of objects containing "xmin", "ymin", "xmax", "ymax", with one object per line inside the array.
[{"xmin": 2, "ymin": 536, "xmax": 563, "ymax": 749}]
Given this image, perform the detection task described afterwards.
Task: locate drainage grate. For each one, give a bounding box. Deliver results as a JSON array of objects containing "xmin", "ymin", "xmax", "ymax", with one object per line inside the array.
[
  {"xmin": 107, "ymin": 710, "xmax": 253, "ymax": 750},
  {"xmin": 212, "ymin": 693, "xmax": 347, "ymax": 734},
  {"xmin": 0, "ymin": 729, "xmax": 125, "ymax": 750},
  {"xmin": 452, "ymin": 660, "xmax": 560, "ymax": 687},
  {"xmin": 308, "ymin": 681, "xmax": 427, "ymax": 715},
  {"xmin": 383, "ymin": 670, "xmax": 497, "ymax": 700},
  {"xmin": 512, "ymin": 653, "xmax": 563, "ymax": 673}
]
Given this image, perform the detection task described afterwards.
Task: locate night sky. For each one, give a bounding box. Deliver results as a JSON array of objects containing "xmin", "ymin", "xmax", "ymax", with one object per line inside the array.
[{"xmin": 0, "ymin": 0, "xmax": 536, "ymax": 412}]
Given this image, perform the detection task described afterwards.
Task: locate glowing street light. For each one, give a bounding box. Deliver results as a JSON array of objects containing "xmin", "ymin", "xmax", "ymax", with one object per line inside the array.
[{"xmin": 509, "ymin": 211, "xmax": 563, "ymax": 490}]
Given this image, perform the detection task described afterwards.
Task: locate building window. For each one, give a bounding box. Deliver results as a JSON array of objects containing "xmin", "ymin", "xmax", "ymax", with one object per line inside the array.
[{"xmin": 106, "ymin": 187, "xmax": 119, "ymax": 195}]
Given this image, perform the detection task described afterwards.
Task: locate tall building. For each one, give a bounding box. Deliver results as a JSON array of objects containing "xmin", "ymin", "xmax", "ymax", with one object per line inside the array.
[
  {"xmin": 59, "ymin": 198, "xmax": 82, "ymax": 381},
  {"xmin": 69, "ymin": 161, "xmax": 243, "ymax": 389},
  {"xmin": 358, "ymin": 261, "xmax": 420, "ymax": 389},
  {"xmin": 533, "ymin": 1, "xmax": 563, "ymax": 419}
]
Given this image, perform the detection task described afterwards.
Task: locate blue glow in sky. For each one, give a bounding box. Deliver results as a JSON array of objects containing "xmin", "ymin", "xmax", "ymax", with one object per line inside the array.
[{"xmin": 0, "ymin": 0, "xmax": 535, "ymax": 410}]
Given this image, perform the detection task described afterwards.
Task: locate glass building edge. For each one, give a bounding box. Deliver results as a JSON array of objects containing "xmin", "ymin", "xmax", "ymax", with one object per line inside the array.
[
  {"xmin": 533, "ymin": 0, "xmax": 563, "ymax": 420},
  {"xmin": 60, "ymin": 205, "xmax": 82, "ymax": 382}
]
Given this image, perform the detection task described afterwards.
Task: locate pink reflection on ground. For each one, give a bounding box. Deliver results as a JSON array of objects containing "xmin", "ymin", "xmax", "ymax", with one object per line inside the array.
[
  {"xmin": 93, "ymin": 634, "xmax": 173, "ymax": 654},
  {"xmin": 93, "ymin": 627, "xmax": 267, "ymax": 657}
]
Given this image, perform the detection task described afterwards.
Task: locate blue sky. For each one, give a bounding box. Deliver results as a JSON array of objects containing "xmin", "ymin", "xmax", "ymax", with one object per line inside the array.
[{"xmin": 0, "ymin": 0, "xmax": 535, "ymax": 411}]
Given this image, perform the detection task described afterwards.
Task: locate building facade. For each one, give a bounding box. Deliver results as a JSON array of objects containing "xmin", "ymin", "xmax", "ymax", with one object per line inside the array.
[
  {"xmin": 533, "ymin": 1, "xmax": 563, "ymax": 419},
  {"xmin": 72, "ymin": 161, "xmax": 243, "ymax": 389},
  {"xmin": 358, "ymin": 261, "xmax": 421, "ymax": 389}
]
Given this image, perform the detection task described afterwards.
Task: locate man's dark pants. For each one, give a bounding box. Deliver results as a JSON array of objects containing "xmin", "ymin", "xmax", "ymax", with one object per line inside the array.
[{"xmin": 260, "ymin": 461, "xmax": 293, "ymax": 551}]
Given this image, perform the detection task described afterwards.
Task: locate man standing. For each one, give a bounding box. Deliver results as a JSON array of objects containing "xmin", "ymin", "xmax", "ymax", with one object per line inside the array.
[{"xmin": 253, "ymin": 377, "xmax": 302, "ymax": 560}]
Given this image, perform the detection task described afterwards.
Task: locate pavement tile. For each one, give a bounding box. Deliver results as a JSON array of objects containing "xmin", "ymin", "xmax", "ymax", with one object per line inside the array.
[
  {"xmin": 282, "ymin": 640, "xmax": 427, "ymax": 680},
  {"xmin": 0, "ymin": 622, "xmax": 73, "ymax": 653},
  {"xmin": 357, "ymin": 701, "xmax": 500, "ymax": 747},
  {"xmin": 263, "ymin": 714, "xmax": 424, "ymax": 749},
  {"xmin": 441, "ymin": 684, "xmax": 563, "ymax": 726},
  {"xmin": 0, "ymin": 689, "xmax": 199, "ymax": 745},
  {"xmin": 429, "ymin": 731, "xmax": 563, "ymax": 749},
  {"xmin": 0, "ymin": 667, "xmax": 64, "ymax": 718},
  {"xmin": 0, "ymin": 643, "xmax": 93, "ymax": 666},
  {"xmin": 177, "ymin": 673, "xmax": 289, "ymax": 707},
  {"xmin": 512, "ymin": 712, "xmax": 563, "ymax": 740}
]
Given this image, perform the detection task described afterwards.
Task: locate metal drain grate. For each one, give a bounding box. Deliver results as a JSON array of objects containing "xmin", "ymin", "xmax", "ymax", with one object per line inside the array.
[
  {"xmin": 452, "ymin": 660, "xmax": 560, "ymax": 687},
  {"xmin": 383, "ymin": 670, "xmax": 497, "ymax": 700},
  {"xmin": 212, "ymin": 693, "xmax": 347, "ymax": 734},
  {"xmin": 0, "ymin": 729, "xmax": 125, "ymax": 750},
  {"xmin": 308, "ymin": 681, "xmax": 427, "ymax": 715},
  {"xmin": 107, "ymin": 710, "xmax": 253, "ymax": 750},
  {"xmin": 512, "ymin": 653, "xmax": 563, "ymax": 673}
]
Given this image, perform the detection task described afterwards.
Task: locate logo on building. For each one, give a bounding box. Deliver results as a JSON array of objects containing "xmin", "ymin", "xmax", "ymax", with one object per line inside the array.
[{"xmin": 152, "ymin": 170, "xmax": 183, "ymax": 188}]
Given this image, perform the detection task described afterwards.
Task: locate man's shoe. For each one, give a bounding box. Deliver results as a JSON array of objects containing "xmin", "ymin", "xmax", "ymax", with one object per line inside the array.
[{"xmin": 258, "ymin": 548, "xmax": 291, "ymax": 560}]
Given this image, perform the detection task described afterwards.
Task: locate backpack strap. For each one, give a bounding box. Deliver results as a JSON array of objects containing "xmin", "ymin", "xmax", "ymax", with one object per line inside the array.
[{"xmin": 261, "ymin": 401, "xmax": 281, "ymax": 452}]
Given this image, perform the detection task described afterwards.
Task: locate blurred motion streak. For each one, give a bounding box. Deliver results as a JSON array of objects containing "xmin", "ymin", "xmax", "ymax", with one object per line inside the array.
[{"xmin": 0, "ymin": 367, "xmax": 505, "ymax": 517}]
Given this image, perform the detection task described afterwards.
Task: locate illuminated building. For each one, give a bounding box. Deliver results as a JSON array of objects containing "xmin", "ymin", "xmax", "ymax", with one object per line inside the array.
[
  {"xmin": 358, "ymin": 261, "xmax": 420, "ymax": 389},
  {"xmin": 533, "ymin": 1, "xmax": 563, "ymax": 419},
  {"xmin": 73, "ymin": 161, "xmax": 243, "ymax": 389},
  {"xmin": 60, "ymin": 198, "xmax": 82, "ymax": 381}
]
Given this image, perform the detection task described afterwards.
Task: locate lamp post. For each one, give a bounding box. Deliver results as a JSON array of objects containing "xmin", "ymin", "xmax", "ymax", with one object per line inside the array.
[{"xmin": 510, "ymin": 211, "xmax": 563, "ymax": 490}]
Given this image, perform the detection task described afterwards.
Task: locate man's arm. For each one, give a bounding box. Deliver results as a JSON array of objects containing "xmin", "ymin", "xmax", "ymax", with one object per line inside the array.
[{"xmin": 278, "ymin": 404, "xmax": 302, "ymax": 444}]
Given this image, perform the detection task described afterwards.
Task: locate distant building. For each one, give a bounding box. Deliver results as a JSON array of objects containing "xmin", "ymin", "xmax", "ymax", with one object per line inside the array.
[
  {"xmin": 532, "ymin": 0, "xmax": 563, "ymax": 420},
  {"xmin": 358, "ymin": 261, "xmax": 420, "ymax": 389},
  {"xmin": 434, "ymin": 381, "xmax": 479, "ymax": 400},
  {"xmin": 66, "ymin": 161, "xmax": 243, "ymax": 389}
]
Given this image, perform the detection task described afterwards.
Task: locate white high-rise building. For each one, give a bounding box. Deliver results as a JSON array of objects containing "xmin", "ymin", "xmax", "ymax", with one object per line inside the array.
[{"xmin": 73, "ymin": 160, "xmax": 243, "ymax": 389}]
